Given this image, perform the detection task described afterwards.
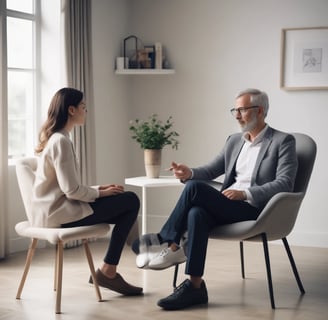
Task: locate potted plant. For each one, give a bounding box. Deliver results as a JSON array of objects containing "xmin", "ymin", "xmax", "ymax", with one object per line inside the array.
[{"xmin": 129, "ymin": 114, "xmax": 179, "ymax": 178}]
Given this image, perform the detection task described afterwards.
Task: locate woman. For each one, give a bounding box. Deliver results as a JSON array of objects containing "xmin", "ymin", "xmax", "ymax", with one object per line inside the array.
[{"xmin": 33, "ymin": 87, "xmax": 142, "ymax": 296}]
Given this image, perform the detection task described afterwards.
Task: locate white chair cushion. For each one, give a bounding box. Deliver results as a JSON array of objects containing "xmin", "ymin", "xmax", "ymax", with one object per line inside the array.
[{"xmin": 15, "ymin": 221, "xmax": 110, "ymax": 244}]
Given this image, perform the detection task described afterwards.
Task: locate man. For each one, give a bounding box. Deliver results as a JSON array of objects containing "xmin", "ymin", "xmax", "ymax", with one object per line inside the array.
[{"xmin": 134, "ymin": 88, "xmax": 298, "ymax": 310}]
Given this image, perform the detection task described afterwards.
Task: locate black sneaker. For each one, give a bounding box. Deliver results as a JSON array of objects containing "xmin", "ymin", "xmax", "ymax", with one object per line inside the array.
[{"xmin": 157, "ymin": 279, "xmax": 208, "ymax": 310}]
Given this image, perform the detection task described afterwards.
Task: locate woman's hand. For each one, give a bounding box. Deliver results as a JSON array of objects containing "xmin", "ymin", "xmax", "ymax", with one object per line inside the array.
[{"xmin": 98, "ymin": 184, "xmax": 124, "ymax": 197}]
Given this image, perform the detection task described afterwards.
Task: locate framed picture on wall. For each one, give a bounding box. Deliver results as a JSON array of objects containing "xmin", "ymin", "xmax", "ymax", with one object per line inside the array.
[{"xmin": 280, "ymin": 27, "xmax": 328, "ymax": 90}]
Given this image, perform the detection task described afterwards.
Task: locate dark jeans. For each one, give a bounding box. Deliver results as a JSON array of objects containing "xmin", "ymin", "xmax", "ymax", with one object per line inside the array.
[
  {"xmin": 62, "ymin": 191, "xmax": 140, "ymax": 265},
  {"xmin": 159, "ymin": 180, "xmax": 260, "ymax": 277}
]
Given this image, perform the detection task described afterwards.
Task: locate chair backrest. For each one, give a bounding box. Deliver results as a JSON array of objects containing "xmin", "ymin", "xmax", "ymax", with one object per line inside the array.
[
  {"xmin": 16, "ymin": 157, "xmax": 38, "ymax": 222},
  {"xmin": 209, "ymin": 133, "xmax": 317, "ymax": 242},
  {"xmin": 292, "ymin": 133, "xmax": 317, "ymax": 193}
]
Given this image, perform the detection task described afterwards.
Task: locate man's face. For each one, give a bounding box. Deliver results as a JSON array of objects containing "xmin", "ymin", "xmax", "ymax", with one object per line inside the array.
[{"xmin": 234, "ymin": 94, "xmax": 259, "ymax": 133}]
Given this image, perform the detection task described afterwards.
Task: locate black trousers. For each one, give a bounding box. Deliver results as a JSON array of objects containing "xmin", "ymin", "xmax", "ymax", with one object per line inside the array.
[
  {"xmin": 159, "ymin": 180, "xmax": 260, "ymax": 277},
  {"xmin": 62, "ymin": 191, "xmax": 140, "ymax": 265}
]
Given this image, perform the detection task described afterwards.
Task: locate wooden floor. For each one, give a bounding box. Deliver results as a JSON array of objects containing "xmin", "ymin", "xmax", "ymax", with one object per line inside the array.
[{"xmin": 0, "ymin": 239, "xmax": 327, "ymax": 320}]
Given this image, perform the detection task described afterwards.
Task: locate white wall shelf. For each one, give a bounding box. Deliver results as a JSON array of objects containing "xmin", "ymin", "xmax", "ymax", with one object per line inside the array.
[{"xmin": 115, "ymin": 69, "xmax": 175, "ymax": 75}]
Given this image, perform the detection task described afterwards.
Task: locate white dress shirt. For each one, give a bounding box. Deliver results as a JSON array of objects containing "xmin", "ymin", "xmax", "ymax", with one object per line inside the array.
[{"xmin": 228, "ymin": 125, "xmax": 268, "ymax": 205}]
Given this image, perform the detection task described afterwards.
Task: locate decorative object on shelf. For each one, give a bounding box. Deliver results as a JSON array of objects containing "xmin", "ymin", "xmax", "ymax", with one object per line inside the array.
[
  {"xmin": 121, "ymin": 35, "xmax": 167, "ymax": 70},
  {"xmin": 144, "ymin": 45, "xmax": 155, "ymax": 68},
  {"xmin": 129, "ymin": 114, "xmax": 179, "ymax": 178},
  {"xmin": 123, "ymin": 35, "xmax": 141, "ymax": 69},
  {"xmin": 155, "ymin": 42, "xmax": 162, "ymax": 69},
  {"xmin": 116, "ymin": 57, "xmax": 129, "ymax": 70}
]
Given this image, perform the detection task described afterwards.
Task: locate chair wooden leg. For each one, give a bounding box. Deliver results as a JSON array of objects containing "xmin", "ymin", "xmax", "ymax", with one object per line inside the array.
[
  {"xmin": 83, "ymin": 239, "xmax": 102, "ymax": 301},
  {"xmin": 55, "ymin": 241, "xmax": 63, "ymax": 314},
  {"xmin": 282, "ymin": 237, "xmax": 305, "ymax": 294},
  {"xmin": 16, "ymin": 238, "xmax": 38, "ymax": 299},
  {"xmin": 261, "ymin": 233, "xmax": 275, "ymax": 309},
  {"xmin": 54, "ymin": 243, "xmax": 58, "ymax": 291},
  {"xmin": 240, "ymin": 241, "xmax": 245, "ymax": 279},
  {"xmin": 173, "ymin": 264, "xmax": 179, "ymax": 288}
]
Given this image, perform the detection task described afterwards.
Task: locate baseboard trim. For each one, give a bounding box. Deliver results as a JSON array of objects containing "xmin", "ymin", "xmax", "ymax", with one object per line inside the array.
[{"xmin": 9, "ymin": 236, "xmax": 46, "ymax": 253}]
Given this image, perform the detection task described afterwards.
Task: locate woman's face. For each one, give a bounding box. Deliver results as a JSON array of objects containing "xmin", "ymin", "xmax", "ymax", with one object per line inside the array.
[{"xmin": 71, "ymin": 101, "xmax": 87, "ymax": 126}]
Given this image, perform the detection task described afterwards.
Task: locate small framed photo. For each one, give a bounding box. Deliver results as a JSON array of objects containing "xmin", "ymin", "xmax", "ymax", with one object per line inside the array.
[{"xmin": 280, "ymin": 27, "xmax": 328, "ymax": 90}]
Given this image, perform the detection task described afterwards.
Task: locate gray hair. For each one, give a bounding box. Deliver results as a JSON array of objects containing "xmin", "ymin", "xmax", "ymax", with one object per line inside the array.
[{"xmin": 236, "ymin": 88, "xmax": 269, "ymax": 118}]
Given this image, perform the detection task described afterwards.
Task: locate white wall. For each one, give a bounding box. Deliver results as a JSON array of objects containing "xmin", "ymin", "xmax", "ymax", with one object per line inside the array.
[
  {"xmin": 91, "ymin": 0, "xmax": 133, "ymax": 184},
  {"xmin": 91, "ymin": 0, "xmax": 328, "ymax": 247}
]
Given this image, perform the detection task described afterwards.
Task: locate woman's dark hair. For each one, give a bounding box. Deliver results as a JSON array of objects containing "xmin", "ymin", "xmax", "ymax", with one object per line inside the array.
[{"xmin": 35, "ymin": 87, "xmax": 83, "ymax": 154}]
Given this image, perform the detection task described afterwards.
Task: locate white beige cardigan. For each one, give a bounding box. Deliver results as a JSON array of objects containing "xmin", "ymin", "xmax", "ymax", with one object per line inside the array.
[{"xmin": 31, "ymin": 131, "xmax": 99, "ymax": 227}]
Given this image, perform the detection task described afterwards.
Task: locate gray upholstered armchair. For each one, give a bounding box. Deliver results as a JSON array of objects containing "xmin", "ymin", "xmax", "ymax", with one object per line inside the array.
[{"xmin": 173, "ymin": 133, "xmax": 317, "ymax": 309}]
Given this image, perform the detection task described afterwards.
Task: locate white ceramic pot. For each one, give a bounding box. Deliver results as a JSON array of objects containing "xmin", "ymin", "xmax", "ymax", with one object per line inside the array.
[{"xmin": 144, "ymin": 149, "xmax": 162, "ymax": 178}]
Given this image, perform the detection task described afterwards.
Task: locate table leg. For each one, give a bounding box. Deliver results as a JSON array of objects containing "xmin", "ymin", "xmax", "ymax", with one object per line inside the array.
[{"xmin": 142, "ymin": 186, "xmax": 147, "ymax": 234}]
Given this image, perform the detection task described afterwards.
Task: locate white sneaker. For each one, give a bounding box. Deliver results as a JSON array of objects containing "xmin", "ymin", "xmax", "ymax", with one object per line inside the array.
[
  {"xmin": 148, "ymin": 247, "xmax": 187, "ymax": 270},
  {"xmin": 135, "ymin": 233, "xmax": 166, "ymax": 268},
  {"xmin": 136, "ymin": 242, "xmax": 168, "ymax": 269}
]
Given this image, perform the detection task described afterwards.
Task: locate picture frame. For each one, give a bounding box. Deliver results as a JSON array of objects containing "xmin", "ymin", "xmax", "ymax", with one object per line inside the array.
[{"xmin": 280, "ymin": 27, "xmax": 328, "ymax": 90}]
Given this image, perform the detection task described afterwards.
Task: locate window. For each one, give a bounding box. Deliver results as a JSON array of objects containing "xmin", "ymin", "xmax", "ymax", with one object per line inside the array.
[
  {"xmin": 4, "ymin": 0, "xmax": 61, "ymax": 161},
  {"xmin": 6, "ymin": 0, "xmax": 38, "ymax": 159},
  {"xmin": 7, "ymin": 0, "xmax": 34, "ymax": 14}
]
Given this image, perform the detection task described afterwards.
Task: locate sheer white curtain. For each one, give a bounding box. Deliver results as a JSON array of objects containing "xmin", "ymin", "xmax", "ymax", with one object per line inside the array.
[
  {"xmin": 0, "ymin": 2, "xmax": 8, "ymax": 259},
  {"xmin": 62, "ymin": 0, "xmax": 96, "ymax": 185}
]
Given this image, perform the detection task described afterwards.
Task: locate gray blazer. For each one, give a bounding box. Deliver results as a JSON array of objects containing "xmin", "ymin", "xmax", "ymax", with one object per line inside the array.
[{"xmin": 192, "ymin": 127, "xmax": 298, "ymax": 210}]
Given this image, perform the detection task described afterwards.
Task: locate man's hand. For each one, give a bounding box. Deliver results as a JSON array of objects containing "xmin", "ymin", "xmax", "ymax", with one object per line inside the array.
[
  {"xmin": 222, "ymin": 189, "xmax": 246, "ymax": 201},
  {"xmin": 167, "ymin": 161, "xmax": 192, "ymax": 181}
]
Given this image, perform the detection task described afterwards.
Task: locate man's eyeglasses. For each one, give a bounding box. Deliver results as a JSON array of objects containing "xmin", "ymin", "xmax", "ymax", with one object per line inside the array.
[{"xmin": 230, "ymin": 106, "xmax": 259, "ymax": 116}]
